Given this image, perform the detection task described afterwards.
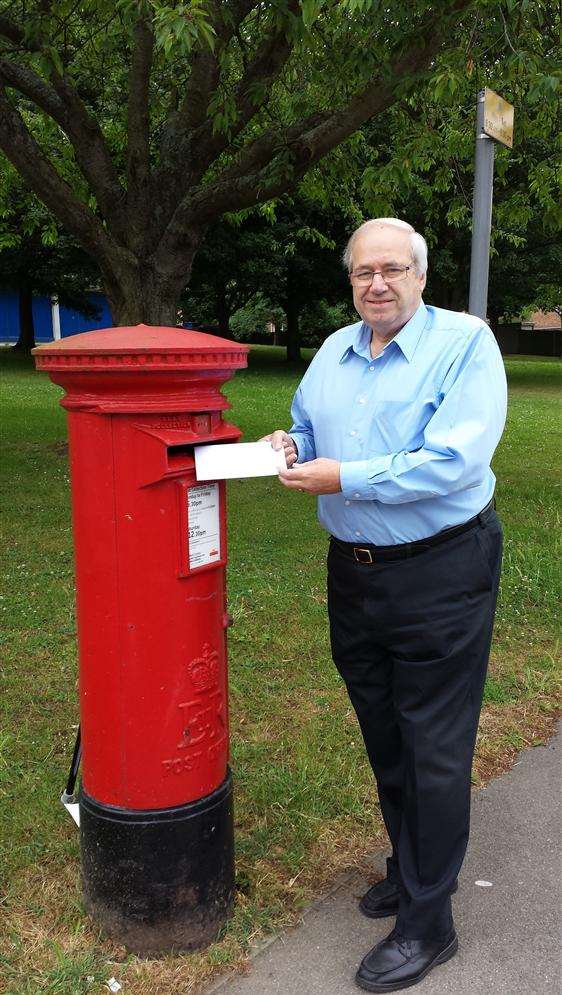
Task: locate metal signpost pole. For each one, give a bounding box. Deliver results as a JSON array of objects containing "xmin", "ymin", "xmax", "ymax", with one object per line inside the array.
[
  {"xmin": 469, "ymin": 90, "xmax": 495, "ymax": 320},
  {"xmin": 469, "ymin": 88, "xmax": 514, "ymax": 322}
]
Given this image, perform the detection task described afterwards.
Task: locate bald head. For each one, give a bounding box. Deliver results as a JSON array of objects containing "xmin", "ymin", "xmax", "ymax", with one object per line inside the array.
[{"xmin": 343, "ymin": 218, "xmax": 428, "ymax": 277}]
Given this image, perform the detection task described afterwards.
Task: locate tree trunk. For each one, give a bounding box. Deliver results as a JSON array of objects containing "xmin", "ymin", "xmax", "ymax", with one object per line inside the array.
[
  {"xmin": 285, "ymin": 261, "xmax": 301, "ymax": 362},
  {"xmin": 452, "ymin": 271, "xmax": 469, "ymax": 313},
  {"xmin": 285, "ymin": 304, "xmax": 301, "ymax": 361},
  {"xmin": 14, "ymin": 288, "xmax": 35, "ymax": 351},
  {"xmin": 101, "ymin": 246, "xmax": 201, "ymax": 327},
  {"xmin": 431, "ymin": 277, "xmax": 467, "ymax": 315},
  {"xmin": 105, "ymin": 271, "xmax": 183, "ymax": 326},
  {"xmin": 216, "ymin": 289, "xmax": 232, "ymax": 338},
  {"xmin": 487, "ymin": 300, "xmax": 500, "ymax": 333}
]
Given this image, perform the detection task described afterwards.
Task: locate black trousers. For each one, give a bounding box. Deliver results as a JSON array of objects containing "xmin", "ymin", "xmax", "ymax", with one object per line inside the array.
[{"xmin": 327, "ymin": 508, "xmax": 503, "ymax": 940}]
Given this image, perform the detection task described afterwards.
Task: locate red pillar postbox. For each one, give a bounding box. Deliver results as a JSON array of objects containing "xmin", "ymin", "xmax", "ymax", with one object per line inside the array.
[{"xmin": 33, "ymin": 325, "xmax": 248, "ymax": 955}]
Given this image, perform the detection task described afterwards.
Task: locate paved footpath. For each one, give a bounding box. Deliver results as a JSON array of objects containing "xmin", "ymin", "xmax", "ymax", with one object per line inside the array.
[{"xmin": 210, "ymin": 727, "xmax": 561, "ymax": 995}]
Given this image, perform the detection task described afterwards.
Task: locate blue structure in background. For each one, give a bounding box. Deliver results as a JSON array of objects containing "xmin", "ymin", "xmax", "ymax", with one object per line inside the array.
[
  {"xmin": 0, "ymin": 290, "xmax": 113, "ymax": 342},
  {"xmin": 59, "ymin": 293, "xmax": 112, "ymax": 338},
  {"xmin": 0, "ymin": 291, "xmax": 53, "ymax": 342}
]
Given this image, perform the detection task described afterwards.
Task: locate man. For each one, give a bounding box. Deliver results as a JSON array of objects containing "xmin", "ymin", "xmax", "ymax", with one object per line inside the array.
[{"xmin": 266, "ymin": 218, "xmax": 506, "ymax": 992}]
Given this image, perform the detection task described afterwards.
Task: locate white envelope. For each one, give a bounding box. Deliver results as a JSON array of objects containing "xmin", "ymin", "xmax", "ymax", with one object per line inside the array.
[{"xmin": 194, "ymin": 441, "xmax": 287, "ymax": 481}]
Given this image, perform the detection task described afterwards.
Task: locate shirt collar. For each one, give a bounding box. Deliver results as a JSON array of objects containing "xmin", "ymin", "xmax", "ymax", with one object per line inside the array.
[{"xmin": 339, "ymin": 301, "xmax": 428, "ymax": 364}]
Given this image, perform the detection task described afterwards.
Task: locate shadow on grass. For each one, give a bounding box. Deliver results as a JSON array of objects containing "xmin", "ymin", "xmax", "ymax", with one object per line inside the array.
[
  {"xmin": 0, "ymin": 346, "xmax": 36, "ymax": 372},
  {"xmin": 245, "ymin": 344, "xmax": 314, "ymax": 374}
]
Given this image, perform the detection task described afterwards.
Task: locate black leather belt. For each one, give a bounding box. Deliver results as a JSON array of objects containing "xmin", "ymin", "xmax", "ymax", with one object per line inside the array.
[{"xmin": 330, "ymin": 498, "xmax": 496, "ymax": 564}]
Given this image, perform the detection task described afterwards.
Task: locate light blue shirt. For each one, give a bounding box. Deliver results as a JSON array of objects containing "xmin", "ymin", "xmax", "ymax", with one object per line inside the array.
[{"xmin": 289, "ymin": 301, "xmax": 507, "ymax": 545}]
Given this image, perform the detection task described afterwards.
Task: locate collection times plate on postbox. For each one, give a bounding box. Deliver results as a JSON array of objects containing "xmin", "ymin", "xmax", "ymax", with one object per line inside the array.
[
  {"xmin": 177, "ymin": 477, "xmax": 227, "ymax": 578},
  {"xmin": 187, "ymin": 483, "xmax": 221, "ymax": 570}
]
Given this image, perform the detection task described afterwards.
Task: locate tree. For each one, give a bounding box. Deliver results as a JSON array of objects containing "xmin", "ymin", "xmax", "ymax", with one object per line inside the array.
[
  {"xmin": 229, "ymin": 291, "xmax": 285, "ymax": 342},
  {"xmin": 183, "ymin": 198, "xmax": 353, "ymax": 357},
  {"xmin": 0, "ymin": 235, "xmax": 100, "ymax": 349},
  {"xmin": 339, "ymin": 0, "xmax": 561, "ymax": 323},
  {"xmin": 256, "ymin": 198, "xmax": 352, "ymax": 359},
  {"xmin": 0, "ymin": 0, "xmax": 477, "ymax": 326},
  {"xmin": 488, "ymin": 230, "xmax": 562, "ymax": 323},
  {"xmin": 0, "ymin": 164, "xmax": 101, "ymax": 349},
  {"xmin": 181, "ymin": 217, "xmax": 277, "ymax": 337}
]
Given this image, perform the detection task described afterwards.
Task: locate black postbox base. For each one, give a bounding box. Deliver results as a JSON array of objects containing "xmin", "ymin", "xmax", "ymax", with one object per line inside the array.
[{"xmin": 80, "ymin": 770, "xmax": 235, "ymax": 957}]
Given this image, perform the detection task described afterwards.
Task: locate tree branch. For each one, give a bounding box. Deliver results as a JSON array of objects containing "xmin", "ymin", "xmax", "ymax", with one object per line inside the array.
[
  {"xmin": 152, "ymin": 0, "xmax": 261, "ymax": 224},
  {"xmin": 0, "ymin": 56, "xmax": 65, "ymax": 118},
  {"xmin": 187, "ymin": 0, "xmax": 299, "ymax": 174},
  {"xmin": 126, "ymin": 13, "xmax": 154, "ymax": 252},
  {"xmin": 206, "ymin": 110, "xmax": 327, "ymax": 188},
  {"xmin": 0, "ymin": 85, "xmax": 128, "ymax": 273},
  {"xmin": 152, "ymin": 5, "xmax": 222, "ymax": 228},
  {"xmin": 0, "ymin": 15, "xmax": 127, "ymax": 238},
  {"xmin": 227, "ymin": 0, "xmax": 300, "ymax": 134},
  {"xmin": 156, "ymin": 0, "xmax": 475, "ymax": 261},
  {"xmin": 158, "ymin": 1, "xmax": 257, "ymax": 159},
  {"xmin": 0, "ymin": 15, "xmax": 32, "ymax": 49},
  {"xmin": 47, "ymin": 74, "xmax": 127, "ymax": 236},
  {"xmin": 149, "ymin": 0, "xmax": 300, "ymax": 235}
]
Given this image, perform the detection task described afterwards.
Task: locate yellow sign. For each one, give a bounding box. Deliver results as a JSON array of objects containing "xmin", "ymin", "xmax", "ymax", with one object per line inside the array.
[{"xmin": 483, "ymin": 88, "xmax": 514, "ymax": 148}]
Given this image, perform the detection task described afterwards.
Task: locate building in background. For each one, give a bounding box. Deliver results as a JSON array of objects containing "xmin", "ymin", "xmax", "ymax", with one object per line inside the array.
[
  {"xmin": 0, "ymin": 290, "xmax": 112, "ymax": 344},
  {"xmin": 495, "ymin": 310, "xmax": 561, "ymax": 357},
  {"xmin": 520, "ymin": 311, "xmax": 561, "ymax": 332}
]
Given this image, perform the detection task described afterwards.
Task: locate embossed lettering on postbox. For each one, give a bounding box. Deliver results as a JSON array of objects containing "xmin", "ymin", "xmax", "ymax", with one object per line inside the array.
[
  {"xmin": 162, "ymin": 751, "xmax": 204, "ymax": 775},
  {"xmin": 162, "ymin": 643, "xmax": 225, "ymax": 776},
  {"xmin": 176, "ymin": 692, "xmax": 226, "ymax": 755},
  {"xmin": 194, "ymin": 414, "xmax": 211, "ymax": 434},
  {"xmin": 137, "ymin": 414, "xmax": 195, "ymax": 431}
]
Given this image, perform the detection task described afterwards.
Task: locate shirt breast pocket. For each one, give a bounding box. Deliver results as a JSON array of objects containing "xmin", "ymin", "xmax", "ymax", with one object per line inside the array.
[{"xmin": 371, "ymin": 396, "xmax": 437, "ymax": 452}]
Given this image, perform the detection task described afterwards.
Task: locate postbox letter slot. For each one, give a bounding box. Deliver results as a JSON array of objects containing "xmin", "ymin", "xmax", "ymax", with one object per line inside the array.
[
  {"xmin": 167, "ymin": 444, "xmax": 195, "ymax": 469},
  {"xmin": 167, "ymin": 438, "xmax": 227, "ymax": 472}
]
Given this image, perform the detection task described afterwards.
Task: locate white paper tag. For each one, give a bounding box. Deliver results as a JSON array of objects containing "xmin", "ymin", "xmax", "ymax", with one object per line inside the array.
[
  {"xmin": 63, "ymin": 801, "xmax": 80, "ymax": 826},
  {"xmin": 188, "ymin": 483, "xmax": 221, "ymax": 570},
  {"xmin": 105, "ymin": 979, "xmax": 122, "ymax": 993},
  {"xmin": 475, "ymin": 880, "xmax": 493, "ymax": 887}
]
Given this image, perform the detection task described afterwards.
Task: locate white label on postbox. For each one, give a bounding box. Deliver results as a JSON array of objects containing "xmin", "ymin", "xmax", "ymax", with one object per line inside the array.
[{"xmin": 187, "ymin": 483, "xmax": 221, "ymax": 570}]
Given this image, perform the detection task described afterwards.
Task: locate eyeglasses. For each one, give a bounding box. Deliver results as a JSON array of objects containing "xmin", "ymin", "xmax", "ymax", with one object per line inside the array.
[{"xmin": 350, "ymin": 265, "xmax": 412, "ymax": 286}]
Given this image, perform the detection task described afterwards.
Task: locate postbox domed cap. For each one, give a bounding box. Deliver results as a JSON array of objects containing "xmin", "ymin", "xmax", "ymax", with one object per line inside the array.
[{"xmin": 33, "ymin": 324, "xmax": 248, "ymax": 372}]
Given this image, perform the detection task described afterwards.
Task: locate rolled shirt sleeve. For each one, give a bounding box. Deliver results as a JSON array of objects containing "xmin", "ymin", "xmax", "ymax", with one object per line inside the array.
[{"xmin": 339, "ymin": 327, "xmax": 507, "ymax": 504}]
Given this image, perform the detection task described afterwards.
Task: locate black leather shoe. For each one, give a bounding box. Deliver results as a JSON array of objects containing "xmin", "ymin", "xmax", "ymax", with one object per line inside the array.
[
  {"xmin": 359, "ymin": 878, "xmax": 402, "ymax": 919},
  {"xmin": 359, "ymin": 878, "xmax": 458, "ymax": 919},
  {"xmin": 355, "ymin": 928, "xmax": 458, "ymax": 992}
]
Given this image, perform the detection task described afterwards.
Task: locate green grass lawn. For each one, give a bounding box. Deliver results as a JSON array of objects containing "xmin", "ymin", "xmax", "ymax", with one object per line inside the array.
[{"xmin": 1, "ymin": 347, "xmax": 560, "ymax": 995}]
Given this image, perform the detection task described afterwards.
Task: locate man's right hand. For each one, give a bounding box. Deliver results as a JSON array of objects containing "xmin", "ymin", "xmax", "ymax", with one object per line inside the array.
[{"xmin": 261, "ymin": 430, "xmax": 298, "ymax": 468}]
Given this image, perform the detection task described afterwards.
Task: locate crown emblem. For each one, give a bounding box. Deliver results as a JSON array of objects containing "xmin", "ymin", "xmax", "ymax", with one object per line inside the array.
[{"xmin": 187, "ymin": 643, "xmax": 220, "ymax": 690}]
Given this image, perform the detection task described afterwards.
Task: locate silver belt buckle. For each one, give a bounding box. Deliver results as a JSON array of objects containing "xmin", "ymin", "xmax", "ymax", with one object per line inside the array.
[{"xmin": 354, "ymin": 547, "xmax": 374, "ymax": 564}]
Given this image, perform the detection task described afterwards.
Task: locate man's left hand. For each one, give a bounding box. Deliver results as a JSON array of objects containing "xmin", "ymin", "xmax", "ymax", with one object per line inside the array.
[{"xmin": 278, "ymin": 458, "xmax": 342, "ymax": 495}]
